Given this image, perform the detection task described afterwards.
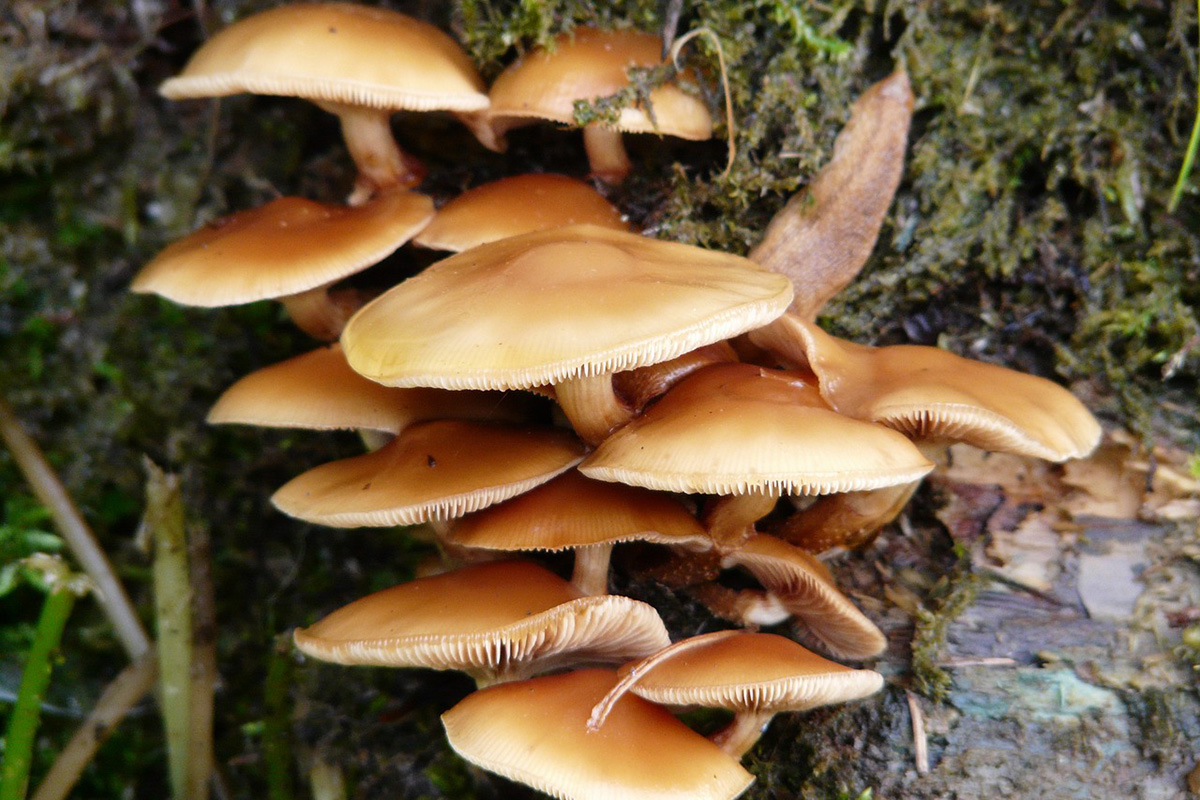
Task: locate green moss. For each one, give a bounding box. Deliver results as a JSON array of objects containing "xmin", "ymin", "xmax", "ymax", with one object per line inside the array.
[{"xmin": 910, "ymin": 552, "xmax": 981, "ymax": 701}]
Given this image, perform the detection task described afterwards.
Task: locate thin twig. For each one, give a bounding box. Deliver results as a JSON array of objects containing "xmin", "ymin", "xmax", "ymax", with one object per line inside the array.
[
  {"xmin": 31, "ymin": 653, "xmax": 158, "ymax": 800},
  {"xmin": 669, "ymin": 29, "xmax": 736, "ymax": 179},
  {"xmin": 905, "ymin": 689, "xmax": 929, "ymax": 776},
  {"xmin": 1169, "ymin": 0, "xmax": 1200, "ymax": 212},
  {"xmin": 0, "ymin": 395, "xmax": 151, "ymax": 660},
  {"xmin": 189, "ymin": 519, "xmax": 218, "ymax": 800}
]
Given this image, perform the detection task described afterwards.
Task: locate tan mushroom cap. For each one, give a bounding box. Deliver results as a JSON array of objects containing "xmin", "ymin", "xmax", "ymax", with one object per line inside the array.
[
  {"xmin": 723, "ymin": 535, "xmax": 887, "ymax": 660},
  {"xmin": 131, "ymin": 190, "xmax": 434, "ymax": 307},
  {"xmin": 623, "ymin": 632, "xmax": 884, "ymax": 711},
  {"xmin": 159, "ymin": 3, "xmax": 488, "ymax": 111},
  {"xmin": 487, "ymin": 28, "xmax": 713, "ymax": 139},
  {"xmin": 448, "ymin": 470, "xmax": 708, "ymax": 553},
  {"xmin": 413, "ymin": 174, "xmax": 630, "ymax": 252},
  {"xmin": 752, "ymin": 313, "xmax": 1102, "ymax": 462},
  {"xmin": 293, "ymin": 561, "xmax": 670, "ymax": 684},
  {"xmin": 581, "ymin": 363, "xmax": 935, "ymax": 496},
  {"xmin": 340, "ymin": 225, "xmax": 794, "ymax": 390},
  {"xmin": 271, "ymin": 420, "xmax": 585, "ymax": 527},
  {"xmin": 207, "ymin": 344, "xmax": 526, "ymax": 434},
  {"xmin": 443, "ymin": 669, "xmax": 755, "ymax": 800}
]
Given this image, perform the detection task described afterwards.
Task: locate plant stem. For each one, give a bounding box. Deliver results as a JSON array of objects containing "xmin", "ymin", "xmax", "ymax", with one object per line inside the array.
[
  {"xmin": 0, "ymin": 395, "xmax": 151, "ymax": 660},
  {"xmin": 0, "ymin": 578, "xmax": 78, "ymax": 800},
  {"xmin": 1169, "ymin": 0, "xmax": 1200, "ymax": 212},
  {"xmin": 265, "ymin": 635, "xmax": 295, "ymax": 800}
]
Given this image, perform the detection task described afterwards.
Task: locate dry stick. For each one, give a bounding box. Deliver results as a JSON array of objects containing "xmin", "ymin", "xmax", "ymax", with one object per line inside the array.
[
  {"xmin": 31, "ymin": 652, "xmax": 158, "ymax": 800},
  {"xmin": 143, "ymin": 460, "xmax": 193, "ymax": 800},
  {"xmin": 748, "ymin": 70, "xmax": 914, "ymax": 321},
  {"xmin": 587, "ymin": 629, "xmax": 741, "ymax": 732},
  {"xmin": 0, "ymin": 395, "xmax": 151, "ymax": 660},
  {"xmin": 905, "ymin": 689, "xmax": 930, "ymax": 775}
]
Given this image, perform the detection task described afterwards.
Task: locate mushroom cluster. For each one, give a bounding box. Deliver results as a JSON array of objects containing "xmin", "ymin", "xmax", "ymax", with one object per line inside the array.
[{"xmin": 136, "ymin": 5, "xmax": 1102, "ymax": 799}]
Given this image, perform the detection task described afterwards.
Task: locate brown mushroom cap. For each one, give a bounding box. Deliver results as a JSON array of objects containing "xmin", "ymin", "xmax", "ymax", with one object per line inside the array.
[
  {"xmin": 413, "ymin": 174, "xmax": 630, "ymax": 253},
  {"xmin": 207, "ymin": 344, "xmax": 526, "ymax": 434},
  {"xmin": 487, "ymin": 28, "xmax": 712, "ymax": 140},
  {"xmin": 581, "ymin": 363, "xmax": 935, "ymax": 496},
  {"xmin": 723, "ymin": 535, "xmax": 887, "ymax": 660},
  {"xmin": 293, "ymin": 561, "xmax": 670, "ymax": 684},
  {"xmin": 623, "ymin": 632, "xmax": 884, "ymax": 712},
  {"xmin": 442, "ymin": 668, "xmax": 754, "ymax": 800},
  {"xmin": 130, "ymin": 191, "xmax": 434, "ymax": 307},
  {"xmin": 340, "ymin": 225, "xmax": 793, "ymax": 390},
  {"xmin": 751, "ymin": 313, "xmax": 1102, "ymax": 462},
  {"xmin": 159, "ymin": 3, "xmax": 488, "ymax": 112},
  {"xmin": 271, "ymin": 420, "xmax": 585, "ymax": 527}
]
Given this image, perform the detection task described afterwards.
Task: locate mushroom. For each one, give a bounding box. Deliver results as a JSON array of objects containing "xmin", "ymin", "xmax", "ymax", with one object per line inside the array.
[
  {"xmin": 130, "ymin": 190, "xmax": 434, "ymax": 339},
  {"xmin": 207, "ymin": 343, "xmax": 530, "ymax": 437},
  {"xmin": 442, "ymin": 668, "xmax": 754, "ymax": 799},
  {"xmin": 270, "ymin": 420, "xmax": 585, "ymax": 528},
  {"xmin": 592, "ymin": 631, "xmax": 884, "ymax": 758},
  {"xmin": 293, "ymin": 561, "xmax": 670, "ymax": 686},
  {"xmin": 487, "ymin": 28, "xmax": 713, "ymax": 183},
  {"xmin": 159, "ymin": 3, "xmax": 496, "ymax": 202},
  {"xmin": 446, "ymin": 470, "xmax": 709, "ymax": 596},
  {"xmin": 339, "ymin": 224, "xmax": 793, "ymax": 443},
  {"xmin": 580, "ymin": 362, "xmax": 934, "ymax": 549},
  {"xmin": 412, "ymin": 174, "xmax": 630, "ymax": 253}
]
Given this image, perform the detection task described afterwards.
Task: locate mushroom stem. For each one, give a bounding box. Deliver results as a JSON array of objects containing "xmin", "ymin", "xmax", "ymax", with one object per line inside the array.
[
  {"xmin": 688, "ymin": 583, "xmax": 790, "ymax": 627},
  {"xmin": 555, "ymin": 373, "xmax": 635, "ymax": 445},
  {"xmin": 711, "ymin": 709, "xmax": 774, "ymax": 759},
  {"xmin": 774, "ymin": 480, "xmax": 920, "ymax": 552},
  {"xmin": 278, "ymin": 283, "xmax": 364, "ymax": 340},
  {"xmin": 571, "ymin": 544, "xmax": 614, "ymax": 596},
  {"xmin": 703, "ymin": 492, "xmax": 779, "ymax": 552},
  {"xmin": 321, "ymin": 102, "xmax": 426, "ymax": 204},
  {"xmin": 583, "ymin": 126, "xmax": 633, "ymax": 184}
]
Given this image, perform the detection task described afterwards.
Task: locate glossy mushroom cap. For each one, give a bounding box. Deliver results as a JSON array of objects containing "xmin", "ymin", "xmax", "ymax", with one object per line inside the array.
[
  {"xmin": 340, "ymin": 225, "xmax": 793, "ymax": 390},
  {"xmin": 271, "ymin": 420, "xmax": 585, "ymax": 527},
  {"xmin": 752, "ymin": 313, "xmax": 1102, "ymax": 462},
  {"xmin": 489, "ymin": 28, "xmax": 711, "ymax": 136},
  {"xmin": 293, "ymin": 561, "xmax": 670, "ymax": 685},
  {"xmin": 443, "ymin": 669, "xmax": 754, "ymax": 800},
  {"xmin": 723, "ymin": 535, "xmax": 888, "ymax": 659},
  {"xmin": 160, "ymin": 3, "xmax": 488, "ymax": 112},
  {"xmin": 581, "ymin": 363, "xmax": 935, "ymax": 496},
  {"xmin": 207, "ymin": 345, "xmax": 527, "ymax": 434},
  {"xmin": 132, "ymin": 191, "xmax": 433, "ymax": 308},
  {"xmin": 413, "ymin": 174, "xmax": 630, "ymax": 252}
]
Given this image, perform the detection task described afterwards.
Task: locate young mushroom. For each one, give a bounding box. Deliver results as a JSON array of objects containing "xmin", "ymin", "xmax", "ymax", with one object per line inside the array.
[
  {"xmin": 293, "ymin": 561, "xmax": 670, "ymax": 686},
  {"xmin": 339, "ymin": 225, "xmax": 793, "ymax": 443},
  {"xmin": 130, "ymin": 190, "xmax": 434, "ymax": 339},
  {"xmin": 487, "ymin": 28, "xmax": 713, "ymax": 183},
  {"xmin": 159, "ymin": 3, "xmax": 496, "ymax": 202}
]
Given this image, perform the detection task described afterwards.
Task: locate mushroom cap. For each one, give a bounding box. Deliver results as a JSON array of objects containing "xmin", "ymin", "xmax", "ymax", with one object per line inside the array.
[
  {"xmin": 271, "ymin": 420, "xmax": 585, "ymax": 527},
  {"xmin": 207, "ymin": 345, "xmax": 528, "ymax": 433},
  {"xmin": 159, "ymin": 3, "xmax": 488, "ymax": 111},
  {"xmin": 580, "ymin": 363, "xmax": 935, "ymax": 496},
  {"xmin": 413, "ymin": 174, "xmax": 630, "ymax": 253},
  {"xmin": 488, "ymin": 28, "xmax": 713, "ymax": 139},
  {"xmin": 622, "ymin": 632, "xmax": 883, "ymax": 712},
  {"xmin": 723, "ymin": 535, "xmax": 887, "ymax": 659},
  {"xmin": 751, "ymin": 314, "xmax": 1102, "ymax": 462},
  {"xmin": 293, "ymin": 561, "xmax": 670, "ymax": 680},
  {"xmin": 131, "ymin": 191, "xmax": 434, "ymax": 307},
  {"xmin": 340, "ymin": 224, "xmax": 793, "ymax": 390},
  {"xmin": 447, "ymin": 470, "xmax": 709, "ymax": 553},
  {"xmin": 442, "ymin": 668, "xmax": 754, "ymax": 800}
]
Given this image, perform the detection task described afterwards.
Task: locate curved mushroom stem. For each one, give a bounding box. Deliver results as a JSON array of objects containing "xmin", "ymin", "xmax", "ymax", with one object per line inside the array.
[
  {"xmin": 774, "ymin": 480, "xmax": 920, "ymax": 552},
  {"xmin": 554, "ymin": 373, "xmax": 635, "ymax": 445},
  {"xmin": 629, "ymin": 546, "xmax": 722, "ymax": 588},
  {"xmin": 703, "ymin": 492, "xmax": 779, "ymax": 552},
  {"xmin": 454, "ymin": 110, "xmax": 506, "ymax": 153},
  {"xmin": 277, "ymin": 283, "xmax": 365, "ymax": 340},
  {"xmin": 688, "ymin": 583, "xmax": 789, "ymax": 627},
  {"xmin": 571, "ymin": 544, "xmax": 614, "ymax": 596},
  {"xmin": 583, "ymin": 126, "xmax": 632, "ymax": 184},
  {"xmin": 712, "ymin": 710, "xmax": 774, "ymax": 759},
  {"xmin": 319, "ymin": 102, "xmax": 426, "ymax": 205}
]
